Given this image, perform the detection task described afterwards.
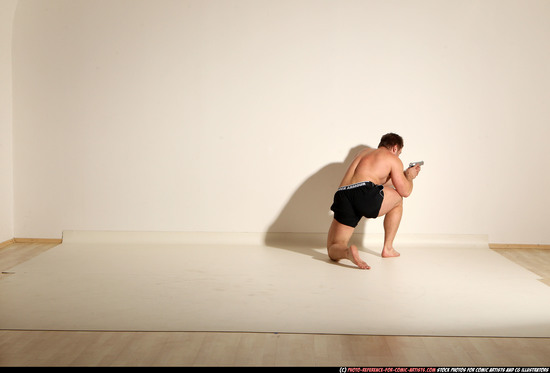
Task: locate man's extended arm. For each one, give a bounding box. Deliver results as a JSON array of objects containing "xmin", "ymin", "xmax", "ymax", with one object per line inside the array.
[{"xmin": 390, "ymin": 159, "xmax": 419, "ymax": 198}]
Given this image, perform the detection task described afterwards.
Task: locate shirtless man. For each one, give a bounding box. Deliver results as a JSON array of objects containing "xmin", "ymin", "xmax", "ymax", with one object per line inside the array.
[{"xmin": 327, "ymin": 133, "xmax": 421, "ymax": 269}]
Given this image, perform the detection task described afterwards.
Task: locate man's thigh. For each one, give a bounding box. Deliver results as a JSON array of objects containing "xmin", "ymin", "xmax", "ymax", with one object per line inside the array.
[
  {"xmin": 377, "ymin": 186, "xmax": 403, "ymax": 217},
  {"xmin": 327, "ymin": 218, "xmax": 355, "ymax": 247}
]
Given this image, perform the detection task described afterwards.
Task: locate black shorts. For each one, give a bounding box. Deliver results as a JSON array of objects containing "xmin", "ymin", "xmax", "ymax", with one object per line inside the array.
[{"xmin": 330, "ymin": 181, "xmax": 385, "ymax": 228}]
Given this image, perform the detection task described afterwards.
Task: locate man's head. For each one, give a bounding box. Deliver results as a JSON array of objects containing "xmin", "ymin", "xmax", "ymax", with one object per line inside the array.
[{"xmin": 378, "ymin": 133, "xmax": 403, "ymax": 155}]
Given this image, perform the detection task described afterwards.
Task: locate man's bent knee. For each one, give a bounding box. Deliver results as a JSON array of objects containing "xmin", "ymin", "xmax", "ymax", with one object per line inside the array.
[{"xmin": 378, "ymin": 187, "xmax": 403, "ymax": 217}]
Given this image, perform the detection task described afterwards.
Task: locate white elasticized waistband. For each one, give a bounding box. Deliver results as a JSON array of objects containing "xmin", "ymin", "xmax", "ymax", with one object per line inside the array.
[{"xmin": 337, "ymin": 181, "xmax": 376, "ymax": 191}]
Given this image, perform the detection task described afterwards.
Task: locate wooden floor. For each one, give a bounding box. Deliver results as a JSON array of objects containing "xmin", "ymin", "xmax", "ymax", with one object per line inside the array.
[{"xmin": 1, "ymin": 242, "xmax": 549, "ymax": 367}]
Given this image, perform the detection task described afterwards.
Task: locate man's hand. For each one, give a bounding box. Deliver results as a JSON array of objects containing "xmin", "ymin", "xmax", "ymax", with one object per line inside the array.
[{"xmin": 405, "ymin": 165, "xmax": 421, "ymax": 180}]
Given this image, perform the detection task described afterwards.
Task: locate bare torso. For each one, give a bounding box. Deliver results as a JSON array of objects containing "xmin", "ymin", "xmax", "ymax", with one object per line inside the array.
[{"xmin": 339, "ymin": 147, "xmax": 396, "ymax": 187}]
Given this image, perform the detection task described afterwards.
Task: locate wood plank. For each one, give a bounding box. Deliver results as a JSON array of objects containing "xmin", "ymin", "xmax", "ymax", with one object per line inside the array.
[{"xmin": 0, "ymin": 242, "xmax": 60, "ymax": 272}]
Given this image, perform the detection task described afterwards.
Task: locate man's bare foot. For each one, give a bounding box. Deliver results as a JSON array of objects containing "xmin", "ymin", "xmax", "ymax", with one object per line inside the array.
[
  {"xmin": 348, "ymin": 245, "xmax": 371, "ymax": 269},
  {"xmin": 381, "ymin": 246, "xmax": 400, "ymax": 258}
]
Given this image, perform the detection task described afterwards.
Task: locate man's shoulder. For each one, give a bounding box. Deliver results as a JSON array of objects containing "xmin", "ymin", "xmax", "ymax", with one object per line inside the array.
[
  {"xmin": 377, "ymin": 149, "xmax": 402, "ymax": 168},
  {"xmin": 374, "ymin": 148, "xmax": 396, "ymax": 161}
]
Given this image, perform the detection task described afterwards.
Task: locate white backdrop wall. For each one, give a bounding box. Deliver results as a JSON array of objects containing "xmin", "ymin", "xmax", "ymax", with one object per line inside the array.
[
  {"xmin": 0, "ymin": 0, "xmax": 19, "ymax": 243},
  {"xmin": 12, "ymin": 0, "xmax": 550, "ymax": 244}
]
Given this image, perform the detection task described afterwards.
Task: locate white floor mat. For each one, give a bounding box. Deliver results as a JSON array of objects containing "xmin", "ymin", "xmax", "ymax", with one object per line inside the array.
[{"xmin": 1, "ymin": 231, "xmax": 549, "ymax": 337}]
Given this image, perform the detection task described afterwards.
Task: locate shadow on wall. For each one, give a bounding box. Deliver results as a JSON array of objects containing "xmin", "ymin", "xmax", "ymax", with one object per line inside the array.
[{"xmin": 264, "ymin": 145, "xmax": 374, "ymax": 250}]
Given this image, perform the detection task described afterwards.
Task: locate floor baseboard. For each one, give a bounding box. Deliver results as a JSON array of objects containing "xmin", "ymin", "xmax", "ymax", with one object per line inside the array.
[
  {"xmin": 0, "ymin": 239, "xmax": 16, "ymax": 249},
  {"xmin": 13, "ymin": 238, "xmax": 63, "ymax": 244}
]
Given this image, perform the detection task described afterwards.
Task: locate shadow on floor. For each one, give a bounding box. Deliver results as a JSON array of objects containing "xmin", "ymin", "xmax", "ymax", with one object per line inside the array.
[{"xmin": 264, "ymin": 145, "xmax": 375, "ymax": 267}]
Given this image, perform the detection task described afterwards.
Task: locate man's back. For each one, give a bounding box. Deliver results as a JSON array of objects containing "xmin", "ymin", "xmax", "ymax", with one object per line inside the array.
[{"xmin": 339, "ymin": 147, "xmax": 398, "ymax": 187}]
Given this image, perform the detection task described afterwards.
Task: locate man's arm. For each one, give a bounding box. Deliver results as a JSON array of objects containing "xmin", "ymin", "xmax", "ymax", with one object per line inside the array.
[
  {"xmin": 390, "ymin": 158, "xmax": 417, "ymax": 198},
  {"xmin": 383, "ymin": 177, "xmax": 394, "ymax": 188}
]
